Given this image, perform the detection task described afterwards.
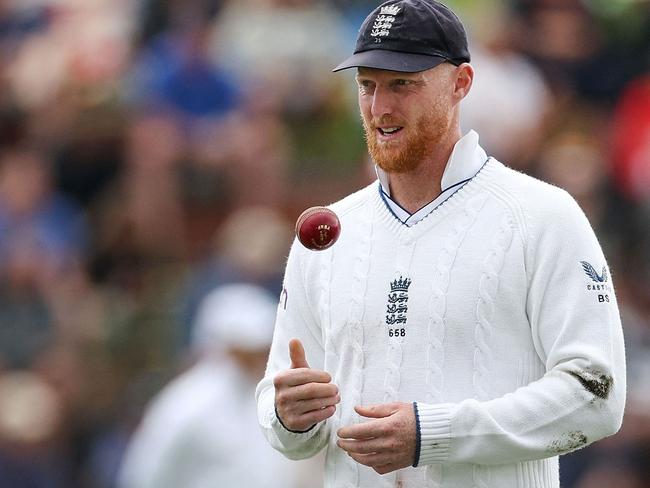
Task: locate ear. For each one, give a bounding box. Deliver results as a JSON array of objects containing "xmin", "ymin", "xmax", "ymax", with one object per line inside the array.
[{"xmin": 453, "ymin": 63, "xmax": 474, "ymax": 101}]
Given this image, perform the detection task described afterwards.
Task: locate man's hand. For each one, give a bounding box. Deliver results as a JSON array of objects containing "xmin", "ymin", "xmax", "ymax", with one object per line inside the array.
[
  {"xmin": 273, "ymin": 339, "xmax": 340, "ymax": 432},
  {"xmin": 337, "ymin": 402, "xmax": 416, "ymax": 475}
]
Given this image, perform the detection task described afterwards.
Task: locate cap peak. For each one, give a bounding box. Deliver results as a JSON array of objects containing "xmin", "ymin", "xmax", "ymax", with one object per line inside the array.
[{"xmin": 333, "ymin": 0, "xmax": 470, "ymax": 73}]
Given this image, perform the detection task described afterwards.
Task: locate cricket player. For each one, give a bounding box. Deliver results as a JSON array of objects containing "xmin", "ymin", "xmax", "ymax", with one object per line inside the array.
[{"xmin": 256, "ymin": 1, "xmax": 626, "ymax": 487}]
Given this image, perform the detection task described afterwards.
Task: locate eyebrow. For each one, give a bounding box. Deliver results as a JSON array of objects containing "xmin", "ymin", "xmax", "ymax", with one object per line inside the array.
[{"xmin": 355, "ymin": 71, "xmax": 424, "ymax": 82}]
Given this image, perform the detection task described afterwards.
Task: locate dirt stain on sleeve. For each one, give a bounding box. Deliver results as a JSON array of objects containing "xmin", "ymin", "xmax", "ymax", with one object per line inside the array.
[
  {"xmin": 569, "ymin": 369, "xmax": 613, "ymax": 400},
  {"xmin": 547, "ymin": 431, "xmax": 588, "ymax": 454}
]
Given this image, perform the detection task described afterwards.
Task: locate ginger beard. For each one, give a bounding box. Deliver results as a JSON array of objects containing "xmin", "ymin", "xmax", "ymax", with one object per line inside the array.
[{"xmin": 362, "ymin": 96, "xmax": 452, "ymax": 174}]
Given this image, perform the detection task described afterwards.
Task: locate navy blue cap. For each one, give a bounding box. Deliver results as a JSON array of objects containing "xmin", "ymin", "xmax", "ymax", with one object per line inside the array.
[{"xmin": 333, "ymin": 0, "xmax": 470, "ymax": 73}]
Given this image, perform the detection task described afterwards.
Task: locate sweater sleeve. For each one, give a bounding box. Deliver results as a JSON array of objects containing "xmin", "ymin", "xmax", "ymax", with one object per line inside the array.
[
  {"xmin": 414, "ymin": 189, "xmax": 626, "ymax": 466},
  {"xmin": 256, "ymin": 239, "xmax": 331, "ymax": 460}
]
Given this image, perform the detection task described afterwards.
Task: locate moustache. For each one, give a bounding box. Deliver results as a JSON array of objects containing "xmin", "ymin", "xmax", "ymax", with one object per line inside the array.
[{"xmin": 365, "ymin": 116, "xmax": 405, "ymax": 131}]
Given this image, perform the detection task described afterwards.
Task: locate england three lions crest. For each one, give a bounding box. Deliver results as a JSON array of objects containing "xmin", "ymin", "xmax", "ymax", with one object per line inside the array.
[
  {"xmin": 371, "ymin": 4, "xmax": 401, "ymax": 42},
  {"xmin": 385, "ymin": 276, "xmax": 411, "ymax": 337}
]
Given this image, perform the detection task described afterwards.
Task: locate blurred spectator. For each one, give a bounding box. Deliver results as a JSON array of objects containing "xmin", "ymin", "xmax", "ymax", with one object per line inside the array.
[
  {"xmin": 462, "ymin": 3, "xmax": 551, "ymax": 166},
  {"xmin": 610, "ymin": 74, "xmax": 650, "ymax": 204},
  {"xmin": 0, "ymin": 145, "xmax": 88, "ymax": 278},
  {"xmin": 181, "ymin": 206, "xmax": 293, "ymax": 345},
  {"xmin": 0, "ymin": 145, "xmax": 87, "ymax": 370},
  {"xmin": 50, "ymin": 106, "xmax": 125, "ymax": 209},
  {"xmin": 536, "ymin": 132, "xmax": 607, "ymax": 220},
  {"xmin": 512, "ymin": 0, "xmax": 650, "ymax": 102},
  {"xmin": 117, "ymin": 283, "xmax": 321, "ymax": 488},
  {"xmin": 7, "ymin": 0, "xmax": 135, "ymax": 111},
  {"xmin": 0, "ymin": 271, "xmax": 53, "ymax": 370},
  {"xmin": 532, "ymin": 111, "xmax": 646, "ymax": 280},
  {"xmin": 127, "ymin": 11, "xmax": 240, "ymax": 124},
  {"xmin": 574, "ymin": 462, "xmax": 645, "ymax": 488},
  {"xmin": 210, "ymin": 110, "xmax": 290, "ymax": 209},
  {"xmin": 90, "ymin": 114, "xmax": 187, "ymax": 288},
  {"xmin": 0, "ymin": 371, "xmax": 67, "ymax": 488},
  {"xmin": 135, "ymin": 0, "xmax": 225, "ymax": 47},
  {"xmin": 210, "ymin": 0, "xmax": 348, "ymax": 116},
  {"xmin": 513, "ymin": 0, "xmax": 605, "ymax": 96},
  {"xmin": 0, "ymin": 0, "xmax": 49, "ymax": 63}
]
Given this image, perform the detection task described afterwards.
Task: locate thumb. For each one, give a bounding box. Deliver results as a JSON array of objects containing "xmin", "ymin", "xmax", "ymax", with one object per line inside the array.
[
  {"xmin": 289, "ymin": 338, "xmax": 310, "ymax": 369},
  {"xmin": 355, "ymin": 403, "xmax": 397, "ymax": 419}
]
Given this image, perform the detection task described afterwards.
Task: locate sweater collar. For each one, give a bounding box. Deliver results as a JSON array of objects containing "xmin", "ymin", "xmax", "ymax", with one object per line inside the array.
[{"xmin": 375, "ymin": 130, "xmax": 488, "ymax": 226}]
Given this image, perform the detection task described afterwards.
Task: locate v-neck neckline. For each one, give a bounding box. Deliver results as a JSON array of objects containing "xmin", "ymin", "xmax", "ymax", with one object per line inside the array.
[{"xmin": 372, "ymin": 157, "xmax": 496, "ymax": 239}]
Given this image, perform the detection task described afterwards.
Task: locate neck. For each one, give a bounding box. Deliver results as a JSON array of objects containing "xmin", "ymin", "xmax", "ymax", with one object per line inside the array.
[{"xmin": 388, "ymin": 127, "xmax": 462, "ymax": 214}]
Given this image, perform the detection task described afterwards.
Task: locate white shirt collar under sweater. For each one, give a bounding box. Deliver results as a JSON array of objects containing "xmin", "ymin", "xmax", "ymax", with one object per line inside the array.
[{"xmin": 375, "ymin": 130, "xmax": 488, "ymax": 226}]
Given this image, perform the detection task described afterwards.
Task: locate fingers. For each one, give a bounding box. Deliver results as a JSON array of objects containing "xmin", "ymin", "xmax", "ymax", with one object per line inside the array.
[
  {"xmin": 336, "ymin": 402, "xmax": 416, "ymax": 474},
  {"xmin": 339, "ymin": 435, "xmax": 410, "ymax": 475},
  {"xmin": 337, "ymin": 418, "xmax": 384, "ymax": 440},
  {"xmin": 337, "ymin": 437, "xmax": 387, "ymax": 455},
  {"xmin": 298, "ymin": 394, "xmax": 341, "ymax": 413},
  {"xmin": 279, "ymin": 368, "xmax": 332, "ymax": 387},
  {"xmin": 297, "ymin": 405, "xmax": 337, "ymax": 428},
  {"xmin": 289, "ymin": 338, "xmax": 309, "ymax": 369},
  {"xmin": 355, "ymin": 403, "xmax": 399, "ymax": 418},
  {"xmin": 291, "ymin": 382, "xmax": 338, "ymax": 401},
  {"xmin": 276, "ymin": 386, "xmax": 339, "ymax": 412},
  {"xmin": 274, "ymin": 340, "xmax": 339, "ymax": 432},
  {"xmin": 279, "ymin": 405, "xmax": 337, "ymax": 433}
]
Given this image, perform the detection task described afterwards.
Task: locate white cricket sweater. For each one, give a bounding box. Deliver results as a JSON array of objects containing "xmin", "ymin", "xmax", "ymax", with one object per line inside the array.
[{"xmin": 256, "ymin": 157, "xmax": 626, "ymax": 488}]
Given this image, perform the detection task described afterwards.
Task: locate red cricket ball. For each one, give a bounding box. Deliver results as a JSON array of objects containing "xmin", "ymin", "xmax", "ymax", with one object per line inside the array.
[{"xmin": 295, "ymin": 206, "xmax": 341, "ymax": 251}]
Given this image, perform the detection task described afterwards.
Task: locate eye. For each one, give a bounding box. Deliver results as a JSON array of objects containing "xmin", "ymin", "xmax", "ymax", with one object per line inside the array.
[{"xmin": 357, "ymin": 79, "xmax": 375, "ymax": 94}]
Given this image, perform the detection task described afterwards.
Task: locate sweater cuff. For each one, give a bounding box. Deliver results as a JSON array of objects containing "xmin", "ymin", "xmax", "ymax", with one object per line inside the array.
[
  {"xmin": 275, "ymin": 405, "xmax": 317, "ymax": 434},
  {"xmin": 413, "ymin": 402, "xmax": 453, "ymax": 466},
  {"xmin": 271, "ymin": 405, "xmax": 321, "ymax": 444}
]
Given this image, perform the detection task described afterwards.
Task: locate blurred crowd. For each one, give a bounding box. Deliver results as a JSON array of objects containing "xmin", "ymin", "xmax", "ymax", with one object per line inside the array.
[{"xmin": 0, "ymin": 0, "xmax": 648, "ymax": 487}]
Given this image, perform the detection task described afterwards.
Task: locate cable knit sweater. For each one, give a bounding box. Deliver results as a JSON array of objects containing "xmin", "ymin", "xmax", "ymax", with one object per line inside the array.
[{"xmin": 256, "ymin": 157, "xmax": 626, "ymax": 488}]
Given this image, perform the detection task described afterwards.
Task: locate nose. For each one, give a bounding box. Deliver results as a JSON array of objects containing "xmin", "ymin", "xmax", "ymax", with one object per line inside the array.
[{"xmin": 370, "ymin": 85, "xmax": 394, "ymax": 120}]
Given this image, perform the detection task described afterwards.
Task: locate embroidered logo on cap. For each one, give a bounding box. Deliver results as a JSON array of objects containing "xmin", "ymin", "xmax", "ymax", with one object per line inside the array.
[
  {"xmin": 371, "ymin": 5, "xmax": 401, "ymax": 42},
  {"xmin": 380, "ymin": 5, "xmax": 401, "ymax": 15}
]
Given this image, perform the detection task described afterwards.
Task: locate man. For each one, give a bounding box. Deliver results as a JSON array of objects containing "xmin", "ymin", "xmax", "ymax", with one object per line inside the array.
[
  {"xmin": 256, "ymin": 1, "xmax": 626, "ymax": 487},
  {"xmin": 119, "ymin": 284, "xmax": 317, "ymax": 488}
]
